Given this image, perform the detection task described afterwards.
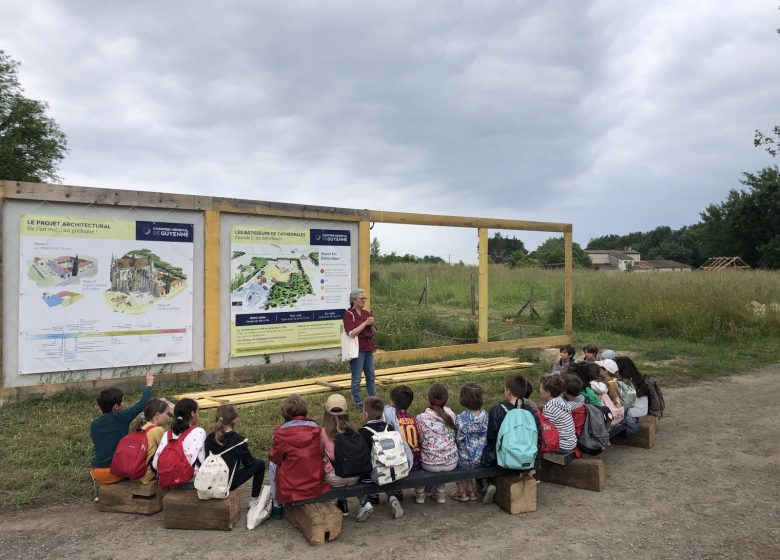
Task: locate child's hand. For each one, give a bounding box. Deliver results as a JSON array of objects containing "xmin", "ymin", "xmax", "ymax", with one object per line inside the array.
[{"xmin": 145, "ymin": 373, "xmax": 155, "ymax": 386}]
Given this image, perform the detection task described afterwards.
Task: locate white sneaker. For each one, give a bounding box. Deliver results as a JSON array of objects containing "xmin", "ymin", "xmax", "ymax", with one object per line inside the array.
[
  {"xmin": 414, "ymin": 493, "xmax": 426, "ymax": 504},
  {"xmin": 389, "ymin": 496, "xmax": 404, "ymax": 519},
  {"xmin": 247, "ymin": 486, "xmax": 272, "ymax": 530},
  {"xmin": 356, "ymin": 501, "xmax": 374, "ymax": 522},
  {"xmin": 434, "ymin": 493, "xmax": 446, "ymax": 504},
  {"xmin": 482, "ymin": 483, "xmax": 496, "ymax": 505}
]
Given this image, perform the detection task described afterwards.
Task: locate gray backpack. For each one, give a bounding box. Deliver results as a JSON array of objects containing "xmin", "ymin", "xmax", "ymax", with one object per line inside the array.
[{"xmin": 578, "ymin": 404, "xmax": 610, "ymax": 456}]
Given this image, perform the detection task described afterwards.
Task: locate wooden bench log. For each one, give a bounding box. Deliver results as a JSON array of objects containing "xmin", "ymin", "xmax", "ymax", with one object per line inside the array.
[
  {"xmin": 163, "ymin": 489, "xmax": 241, "ymax": 530},
  {"xmin": 612, "ymin": 415, "xmax": 657, "ymax": 449},
  {"xmin": 493, "ymin": 474, "xmax": 537, "ymax": 514},
  {"xmin": 285, "ymin": 502, "xmax": 342, "ymax": 545},
  {"xmin": 97, "ymin": 479, "xmax": 165, "ymax": 515},
  {"xmin": 537, "ymin": 457, "xmax": 605, "ymax": 492}
]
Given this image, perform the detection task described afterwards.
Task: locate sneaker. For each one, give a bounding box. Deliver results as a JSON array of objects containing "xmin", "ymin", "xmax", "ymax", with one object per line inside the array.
[
  {"xmin": 356, "ymin": 501, "xmax": 374, "ymax": 522},
  {"xmin": 468, "ymin": 493, "xmax": 478, "ymax": 501},
  {"xmin": 247, "ymin": 486, "xmax": 272, "ymax": 530},
  {"xmin": 482, "ymin": 483, "xmax": 496, "ymax": 505},
  {"xmin": 434, "ymin": 494, "xmax": 446, "ymax": 505},
  {"xmin": 414, "ymin": 491, "xmax": 426, "ymax": 504},
  {"xmin": 453, "ymin": 494, "xmax": 469, "ymax": 502},
  {"xmin": 389, "ymin": 496, "xmax": 404, "ymax": 519},
  {"xmin": 271, "ymin": 505, "xmax": 284, "ymax": 520},
  {"xmin": 336, "ymin": 499, "xmax": 349, "ymax": 516}
]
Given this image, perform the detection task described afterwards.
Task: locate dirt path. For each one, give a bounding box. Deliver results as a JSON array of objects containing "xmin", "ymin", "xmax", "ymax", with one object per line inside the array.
[{"xmin": 2, "ymin": 367, "xmax": 779, "ymax": 560}]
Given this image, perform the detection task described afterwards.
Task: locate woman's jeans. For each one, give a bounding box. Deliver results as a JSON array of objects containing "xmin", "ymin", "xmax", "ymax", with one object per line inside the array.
[{"xmin": 350, "ymin": 351, "xmax": 376, "ymax": 406}]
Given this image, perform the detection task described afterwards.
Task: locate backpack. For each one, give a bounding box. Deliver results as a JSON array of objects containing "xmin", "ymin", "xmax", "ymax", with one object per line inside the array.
[
  {"xmin": 333, "ymin": 430, "xmax": 373, "ymax": 478},
  {"xmin": 110, "ymin": 425, "xmax": 155, "ymax": 480},
  {"xmin": 616, "ymin": 381, "xmax": 637, "ymax": 411},
  {"xmin": 157, "ymin": 427, "xmax": 195, "ymax": 489},
  {"xmin": 644, "ymin": 375, "xmax": 665, "ymax": 418},
  {"xmin": 363, "ymin": 426, "xmax": 409, "ymax": 485},
  {"xmin": 578, "ymin": 404, "xmax": 611, "ymax": 456},
  {"xmin": 535, "ymin": 411, "xmax": 560, "ymax": 454},
  {"xmin": 194, "ymin": 438, "xmax": 247, "ymax": 500},
  {"xmin": 496, "ymin": 405, "xmax": 538, "ymax": 470}
]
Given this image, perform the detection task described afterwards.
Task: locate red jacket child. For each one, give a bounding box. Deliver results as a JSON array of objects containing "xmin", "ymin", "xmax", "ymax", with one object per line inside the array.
[{"xmin": 269, "ymin": 411, "xmax": 330, "ymax": 504}]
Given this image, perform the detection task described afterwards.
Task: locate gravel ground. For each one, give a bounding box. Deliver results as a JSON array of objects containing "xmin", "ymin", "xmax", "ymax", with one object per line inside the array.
[{"xmin": 1, "ymin": 365, "xmax": 779, "ymax": 560}]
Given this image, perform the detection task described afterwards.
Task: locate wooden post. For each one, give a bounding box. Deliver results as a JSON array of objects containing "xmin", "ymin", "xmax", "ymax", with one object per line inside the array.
[
  {"xmin": 359, "ymin": 220, "xmax": 371, "ymax": 307},
  {"xmin": 478, "ymin": 228, "xmax": 489, "ymax": 345},
  {"xmin": 204, "ymin": 210, "xmax": 221, "ymax": 373},
  {"xmin": 564, "ymin": 230, "xmax": 573, "ymax": 337}
]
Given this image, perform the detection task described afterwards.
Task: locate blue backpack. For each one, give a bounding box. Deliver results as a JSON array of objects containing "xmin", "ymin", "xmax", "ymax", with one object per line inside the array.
[{"xmin": 496, "ymin": 405, "xmax": 538, "ymax": 470}]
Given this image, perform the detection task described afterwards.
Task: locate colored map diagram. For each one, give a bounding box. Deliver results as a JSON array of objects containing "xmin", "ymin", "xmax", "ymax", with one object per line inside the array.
[
  {"xmin": 27, "ymin": 254, "xmax": 98, "ymax": 287},
  {"xmin": 231, "ymin": 251, "xmax": 316, "ymax": 311}
]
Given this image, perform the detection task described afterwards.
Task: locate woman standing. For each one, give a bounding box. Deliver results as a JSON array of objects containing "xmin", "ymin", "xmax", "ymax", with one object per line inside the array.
[{"xmin": 343, "ymin": 288, "xmax": 377, "ymax": 408}]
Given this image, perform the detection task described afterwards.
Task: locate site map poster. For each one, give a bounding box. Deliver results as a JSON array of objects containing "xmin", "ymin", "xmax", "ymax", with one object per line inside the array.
[
  {"xmin": 230, "ymin": 226, "xmax": 351, "ymax": 357},
  {"xmin": 19, "ymin": 214, "xmax": 194, "ymax": 374}
]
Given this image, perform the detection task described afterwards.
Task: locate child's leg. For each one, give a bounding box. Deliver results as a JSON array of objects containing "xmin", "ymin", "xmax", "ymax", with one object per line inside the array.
[
  {"xmin": 230, "ymin": 458, "xmax": 266, "ymax": 498},
  {"xmin": 268, "ymin": 462, "xmax": 278, "ymax": 505},
  {"xmin": 455, "ymin": 480, "xmax": 467, "ymax": 497}
]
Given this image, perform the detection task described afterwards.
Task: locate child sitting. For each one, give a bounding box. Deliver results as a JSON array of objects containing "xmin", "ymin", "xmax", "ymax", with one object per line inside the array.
[
  {"xmin": 204, "ymin": 404, "xmax": 269, "ymax": 529},
  {"xmin": 415, "ymin": 383, "xmax": 458, "ymax": 504},
  {"xmin": 454, "ymin": 383, "xmax": 487, "ymax": 501},
  {"xmin": 383, "ymin": 385, "xmax": 421, "ymax": 471},
  {"xmin": 481, "ymin": 373, "xmax": 542, "ymax": 502},
  {"xmin": 320, "ymin": 394, "xmax": 361, "ymax": 516},
  {"xmin": 561, "ymin": 374, "xmax": 586, "ymax": 438},
  {"xmin": 152, "ymin": 398, "xmax": 207, "ymax": 488},
  {"xmin": 268, "ymin": 395, "xmax": 330, "ymax": 519},
  {"xmin": 131, "ymin": 398, "xmax": 172, "ymax": 484},
  {"xmin": 90, "ymin": 373, "xmax": 155, "ymax": 484},
  {"xmin": 581, "ymin": 343, "xmax": 599, "ymax": 363},
  {"xmin": 357, "ymin": 396, "xmax": 404, "ymax": 521},
  {"xmin": 553, "ymin": 344, "xmax": 576, "ymax": 374},
  {"xmin": 540, "ymin": 376, "xmax": 577, "ymax": 453},
  {"xmin": 614, "ymin": 356, "xmax": 651, "ymax": 417},
  {"xmin": 593, "ymin": 359, "xmax": 625, "ymax": 425}
]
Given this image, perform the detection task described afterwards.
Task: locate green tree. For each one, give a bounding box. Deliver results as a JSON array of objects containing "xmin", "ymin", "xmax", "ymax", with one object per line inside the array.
[
  {"xmin": 531, "ymin": 237, "xmax": 591, "ymax": 267},
  {"xmin": 487, "ymin": 232, "xmax": 527, "ymax": 264},
  {"xmin": 755, "ymin": 125, "xmax": 780, "ymax": 157},
  {"xmin": 0, "ymin": 50, "xmax": 67, "ymax": 182},
  {"xmin": 370, "ymin": 238, "xmax": 381, "ymax": 259},
  {"xmin": 698, "ymin": 166, "xmax": 780, "ymax": 268}
]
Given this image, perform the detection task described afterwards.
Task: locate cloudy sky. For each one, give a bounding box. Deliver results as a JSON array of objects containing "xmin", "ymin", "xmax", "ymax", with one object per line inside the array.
[{"xmin": 3, "ymin": 1, "xmax": 778, "ymax": 261}]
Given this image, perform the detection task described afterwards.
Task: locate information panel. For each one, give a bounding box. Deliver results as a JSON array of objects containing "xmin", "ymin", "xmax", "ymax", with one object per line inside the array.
[
  {"xmin": 230, "ymin": 226, "xmax": 351, "ymax": 357},
  {"xmin": 19, "ymin": 214, "xmax": 194, "ymax": 374}
]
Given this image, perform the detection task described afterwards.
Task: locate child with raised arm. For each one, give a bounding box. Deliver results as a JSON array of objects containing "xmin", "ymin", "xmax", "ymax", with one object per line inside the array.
[
  {"xmin": 90, "ymin": 373, "xmax": 155, "ymax": 484},
  {"xmin": 415, "ymin": 384, "xmax": 458, "ymax": 505},
  {"xmin": 454, "ymin": 383, "xmax": 488, "ymax": 501},
  {"xmin": 204, "ymin": 404, "xmax": 269, "ymax": 529}
]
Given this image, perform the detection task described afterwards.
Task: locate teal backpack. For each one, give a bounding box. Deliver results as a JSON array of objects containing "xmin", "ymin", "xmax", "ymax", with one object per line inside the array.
[{"xmin": 496, "ymin": 404, "xmax": 538, "ymax": 470}]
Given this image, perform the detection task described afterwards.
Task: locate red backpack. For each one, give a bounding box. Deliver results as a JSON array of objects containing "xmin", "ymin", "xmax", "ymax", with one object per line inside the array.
[
  {"xmin": 157, "ymin": 427, "xmax": 195, "ymax": 489},
  {"xmin": 110, "ymin": 425, "xmax": 155, "ymax": 480},
  {"xmin": 535, "ymin": 411, "xmax": 561, "ymax": 454}
]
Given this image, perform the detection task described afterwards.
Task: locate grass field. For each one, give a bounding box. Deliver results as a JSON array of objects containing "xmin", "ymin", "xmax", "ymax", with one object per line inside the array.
[{"xmin": 0, "ymin": 265, "xmax": 778, "ymax": 508}]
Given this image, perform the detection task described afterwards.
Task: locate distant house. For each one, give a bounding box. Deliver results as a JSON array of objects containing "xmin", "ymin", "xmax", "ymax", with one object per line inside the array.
[{"xmin": 585, "ymin": 249, "xmax": 691, "ymax": 272}]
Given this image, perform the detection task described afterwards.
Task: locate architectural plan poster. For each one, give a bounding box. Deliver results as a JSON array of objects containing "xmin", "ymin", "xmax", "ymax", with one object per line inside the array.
[
  {"xmin": 230, "ymin": 226, "xmax": 351, "ymax": 357},
  {"xmin": 19, "ymin": 214, "xmax": 194, "ymax": 374}
]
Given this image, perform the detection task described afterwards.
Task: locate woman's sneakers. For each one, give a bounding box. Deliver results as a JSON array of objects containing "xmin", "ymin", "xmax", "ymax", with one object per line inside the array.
[
  {"xmin": 246, "ymin": 486, "xmax": 272, "ymax": 530},
  {"xmin": 389, "ymin": 495, "xmax": 404, "ymax": 519},
  {"xmin": 356, "ymin": 501, "xmax": 374, "ymax": 522}
]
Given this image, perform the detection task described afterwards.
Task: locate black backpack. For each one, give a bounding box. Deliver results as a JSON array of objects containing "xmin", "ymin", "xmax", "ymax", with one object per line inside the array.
[{"xmin": 333, "ymin": 430, "xmax": 372, "ymax": 478}]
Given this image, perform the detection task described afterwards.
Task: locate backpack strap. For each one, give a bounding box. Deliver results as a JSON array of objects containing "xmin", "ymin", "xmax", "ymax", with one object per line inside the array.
[
  {"xmin": 363, "ymin": 426, "xmax": 377, "ymax": 436},
  {"xmin": 215, "ymin": 438, "xmax": 248, "ymax": 457}
]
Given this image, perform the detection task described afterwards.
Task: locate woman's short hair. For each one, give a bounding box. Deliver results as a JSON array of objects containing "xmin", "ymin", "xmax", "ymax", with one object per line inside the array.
[{"xmin": 349, "ymin": 288, "xmax": 366, "ymax": 306}]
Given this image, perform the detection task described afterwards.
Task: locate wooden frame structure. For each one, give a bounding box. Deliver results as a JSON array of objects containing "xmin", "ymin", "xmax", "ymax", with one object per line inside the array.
[
  {"xmin": 699, "ymin": 256, "xmax": 751, "ymax": 270},
  {"xmin": 0, "ymin": 180, "xmax": 573, "ymax": 400}
]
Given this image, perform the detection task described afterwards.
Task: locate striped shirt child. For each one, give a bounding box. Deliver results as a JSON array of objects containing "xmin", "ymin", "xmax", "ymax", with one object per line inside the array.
[{"xmin": 542, "ymin": 396, "xmax": 577, "ymax": 452}]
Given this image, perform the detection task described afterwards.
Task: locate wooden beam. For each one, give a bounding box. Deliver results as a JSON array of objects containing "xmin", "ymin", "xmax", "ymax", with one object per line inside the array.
[
  {"xmin": 359, "ymin": 220, "xmax": 371, "ymax": 306},
  {"xmin": 368, "ymin": 210, "xmax": 572, "ymax": 233},
  {"xmin": 564, "ymin": 230, "xmax": 573, "ymax": 336},
  {"xmin": 0, "ymin": 189, "xmax": 4, "ymax": 389},
  {"xmin": 537, "ymin": 457, "xmax": 605, "ymax": 492},
  {"xmin": 204, "ymin": 210, "xmax": 221, "ymax": 372},
  {"xmin": 374, "ymin": 335, "xmax": 573, "ymax": 364},
  {"xmin": 478, "ymin": 227, "xmax": 489, "ymax": 344},
  {"xmin": 612, "ymin": 415, "xmax": 657, "ymax": 449}
]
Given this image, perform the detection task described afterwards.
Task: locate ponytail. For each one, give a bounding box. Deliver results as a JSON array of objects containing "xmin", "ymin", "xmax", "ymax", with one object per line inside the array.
[
  {"xmin": 428, "ymin": 383, "xmax": 457, "ymax": 435},
  {"xmin": 172, "ymin": 398, "xmax": 198, "ymax": 436},
  {"xmin": 214, "ymin": 404, "xmax": 238, "ymax": 445}
]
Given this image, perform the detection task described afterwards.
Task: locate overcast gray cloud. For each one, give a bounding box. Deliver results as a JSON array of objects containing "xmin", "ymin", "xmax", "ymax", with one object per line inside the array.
[{"xmin": 2, "ymin": 0, "xmax": 778, "ymax": 259}]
